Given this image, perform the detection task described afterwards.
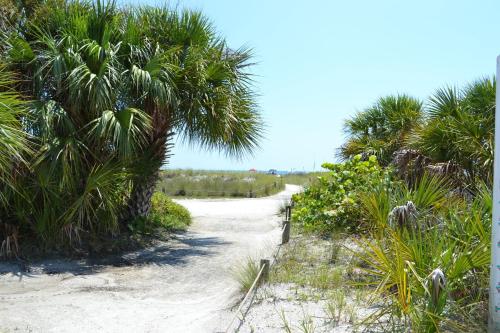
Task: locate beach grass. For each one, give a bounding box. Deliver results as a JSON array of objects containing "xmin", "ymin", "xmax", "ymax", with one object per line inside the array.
[{"xmin": 156, "ymin": 169, "xmax": 322, "ymax": 198}]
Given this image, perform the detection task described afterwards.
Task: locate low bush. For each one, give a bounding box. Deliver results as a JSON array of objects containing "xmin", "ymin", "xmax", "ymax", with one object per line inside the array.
[
  {"xmin": 292, "ymin": 155, "xmax": 394, "ymax": 233},
  {"xmin": 355, "ymin": 181, "xmax": 490, "ymax": 332},
  {"xmin": 128, "ymin": 192, "xmax": 191, "ymax": 233},
  {"xmin": 292, "ymin": 152, "xmax": 490, "ymax": 330},
  {"xmin": 151, "ymin": 192, "xmax": 191, "ymax": 230}
]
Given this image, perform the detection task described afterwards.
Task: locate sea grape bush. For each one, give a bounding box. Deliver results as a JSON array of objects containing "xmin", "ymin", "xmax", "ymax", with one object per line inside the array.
[{"xmin": 292, "ymin": 155, "xmax": 394, "ymax": 233}]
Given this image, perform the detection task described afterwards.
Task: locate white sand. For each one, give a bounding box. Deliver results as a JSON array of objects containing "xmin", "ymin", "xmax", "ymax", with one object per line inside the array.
[{"xmin": 0, "ymin": 185, "xmax": 301, "ymax": 333}]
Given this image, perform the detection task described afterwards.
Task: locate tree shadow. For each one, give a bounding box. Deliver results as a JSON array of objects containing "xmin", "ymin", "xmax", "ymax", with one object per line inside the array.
[{"xmin": 0, "ymin": 233, "xmax": 231, "ymax": 279}]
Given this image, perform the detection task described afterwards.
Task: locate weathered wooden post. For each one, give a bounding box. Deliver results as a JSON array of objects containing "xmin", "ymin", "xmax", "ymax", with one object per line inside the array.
[
  {"xmin": 260, "ymin": 259, "xmax": 269, "ymax": 282},
  {"xmin": 285, "ymin": 205, "xmax": 291, "ymax": 222},
  {"xmin": 282, "ymin": 204, "xmax": 292, "ymax": 244},
  {"xmin": 282, "ymin": 221, "xmax": 290, "ymax": 244},
  {"xmin": 490, "ymin": 55, "xmax": 500, "ymax": 332}
]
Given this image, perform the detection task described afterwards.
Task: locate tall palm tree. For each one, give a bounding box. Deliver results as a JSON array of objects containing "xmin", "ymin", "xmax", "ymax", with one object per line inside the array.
[
  {"xmin": 6, "ymin": 0, "xmax": 263, "ymax": 224},
  {"xmin": 340, "ymin": 95, "xmax": 423, "ymax": 165},
  {"xmin": 123, "ymin": 7, "xmax": 263, "ymax": 218}
]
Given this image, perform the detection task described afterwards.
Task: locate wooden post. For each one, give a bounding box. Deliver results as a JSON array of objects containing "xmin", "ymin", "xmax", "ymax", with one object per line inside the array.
[
  {"xmin": 282, "ymin": 221, "xmax": 290, "ymax": 244},
  {"xmin": 285, "ymin": 205, "xmax": 291, "ymax": 221},
  {"xmin": 260, "ymin": 259, "xmax": 269, "ymax": 282}
]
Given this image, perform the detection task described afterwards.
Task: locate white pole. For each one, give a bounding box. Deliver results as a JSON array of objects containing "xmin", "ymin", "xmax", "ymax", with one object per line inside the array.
[{"xmin": 489, "ymin": 55, "xmax": 500, "ymax": 332}]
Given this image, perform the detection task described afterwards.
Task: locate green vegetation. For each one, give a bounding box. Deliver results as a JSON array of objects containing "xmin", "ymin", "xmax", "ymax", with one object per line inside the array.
[
  {"xmin": 352, "ymin": 176, "xmax": 489, "ymax": 332},
  {"xmin": 270, "ymin": 237, "xmax": 347, "ymax": 292},
  {"xmin": 129, "ymin": 192, "xmax": 191, "ymax": 234},
  {"xmin": 0, "ymin": 0, "xmax": 261, "ymax": 256},
  {"xmin": 340, "ymin": 95, "xmax": 423, "ymax": 166},
  {"xmin": 157, "ymin": 169, "xmax": 320, "ymax": 198},
  {"xmin": 281, "ymin": 172, "xmax": 324, "ymax": 187},
  {"xmin": 409, "ymin": 79, "xmax": 495, "ymax": 184},
  {"xmin": 293, "ymin": 155, "xmax": 392, "ymax": 233},
  {"xmin": 0, "ymin": 1, "xmax": 495, "ymax": 330},
  {"xmin": 341, "ymin": 78, "xmax": 495, "ymax": 186},
  {"xmin": 267, "ymin": 233, "xmax": 370, "ymax": 330},
  {"xmin": 233, "ymin": 257, "xmax": 262, "ymax": 293},
  {"xmin": 157, "ymin": 170, "xmax": 284, "ymax": 198},
  {"xmin": 289, "ymin": 76, "xmax": 494, "ymax": 331},
  {"xmin": 150, "ymin": 192, "xmax": 191, "ymax": 230}
]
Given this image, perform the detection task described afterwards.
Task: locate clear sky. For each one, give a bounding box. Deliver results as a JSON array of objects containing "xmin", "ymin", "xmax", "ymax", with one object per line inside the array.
[{"xmin": 130, "ymin": 0, "xmax": 500, "ymax": 171}]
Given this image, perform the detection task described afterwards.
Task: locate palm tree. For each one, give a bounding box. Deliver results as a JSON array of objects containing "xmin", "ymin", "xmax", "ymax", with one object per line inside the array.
[
  {"xmin": 0, "ymin": 64, "xmax": 31, "ymax": 256},
  {"xmin": 409, "ymin": 77, "xmax": 495, "ymax": 184},
  {"xmin": 123, "ymin": 7, "xmax": 263, "ymax": 218},
  {"xmin": 6, "ymin": 0, "xmax": 262, "ymax": 225},
  {"xmin": 340, "ymin": 95, "xmax": 423, "ymax": 165},
  {"xmin": 2, "ymin": 0, "xmax": 154, "ymax": 245}
]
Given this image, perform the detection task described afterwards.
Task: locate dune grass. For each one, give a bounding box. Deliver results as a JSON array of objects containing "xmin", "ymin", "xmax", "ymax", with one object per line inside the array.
[
  {"xmin": 233, "ymin": 257, "xmax": 262, "ymax": 293},
  {"xmin": 156, "ymin": 169, "xmax": 322, "ymax": 198}
]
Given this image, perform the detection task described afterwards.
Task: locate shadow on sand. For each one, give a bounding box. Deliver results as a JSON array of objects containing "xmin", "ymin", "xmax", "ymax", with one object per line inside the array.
[{"xmin": 0, "ymin": 233, "xmax": 230, "ymax": 279}]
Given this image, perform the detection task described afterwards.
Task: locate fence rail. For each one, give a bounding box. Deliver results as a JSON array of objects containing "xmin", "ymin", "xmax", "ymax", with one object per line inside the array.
[{"xmin": 225, "ymin": 204, "xmax": 293, "ymax": 333}]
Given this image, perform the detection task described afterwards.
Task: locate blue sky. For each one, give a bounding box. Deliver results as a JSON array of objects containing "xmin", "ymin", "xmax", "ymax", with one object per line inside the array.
[{"xmin": 131, "ymin": 0, "xmax": 500, "ymax": 171}]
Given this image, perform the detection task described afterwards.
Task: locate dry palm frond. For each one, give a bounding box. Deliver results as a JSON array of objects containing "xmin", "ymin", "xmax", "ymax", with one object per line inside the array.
[
  {"xmin": 428, "ymin": 268, "xmax": 446, "ymax": 306},
  {"xmin": 389, "ymin": 201, "xmax": 417, "ymax": 229},
  {"xmin": 0, "ymin": 223, "xmax": 19, "ymax": 258},
  {"xmin": 391, "ymin": 149, "xmax": 430, "ymax": 186}
]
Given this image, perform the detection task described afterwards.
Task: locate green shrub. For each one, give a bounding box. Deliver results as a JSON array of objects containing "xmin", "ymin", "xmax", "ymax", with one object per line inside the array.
[
  {"xmin": 128, "ymin": 192, "xmax": 191, "ymax": 233},
  {"xmin": 292, "ymin": 152, "xmax": 490, "ymax": 329},
  {"xmin": 292, "ymin": 155, "xmax": 394, "ymax": 233},
  {"xmin": 150, "ymin": 192, "xmax": 191, "ymax": 230},
  {"xmin": 354, "ymin": 178, "xmax": 490, "ymax": 331}
]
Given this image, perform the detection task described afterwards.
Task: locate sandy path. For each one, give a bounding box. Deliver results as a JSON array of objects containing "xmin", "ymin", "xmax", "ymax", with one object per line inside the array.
[{"xmin": 0, "ymin": 184, "xmax": 301, "ymax": 333}]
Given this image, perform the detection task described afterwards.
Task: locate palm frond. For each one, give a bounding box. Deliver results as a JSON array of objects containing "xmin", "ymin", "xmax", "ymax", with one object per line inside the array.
[
  {"xmin": 0, "ymin": 65, "xmax": 30, "ymax": 205},
  {"xmin": 341, "ymin": 95, "xmax": 422, "ymax": 165},
  {"xmin": 89, "ymin": 107, "xmax": 152, "ymax": 159}
]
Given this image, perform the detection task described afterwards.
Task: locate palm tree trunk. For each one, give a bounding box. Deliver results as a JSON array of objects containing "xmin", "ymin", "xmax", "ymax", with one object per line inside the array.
[
  {"xmin": 127, "ymin": 169, "xmax": 159, "ymax": 219},
  {"xmin": 126, "ymin": 108, "xmax": 173, "ymax": 221}
]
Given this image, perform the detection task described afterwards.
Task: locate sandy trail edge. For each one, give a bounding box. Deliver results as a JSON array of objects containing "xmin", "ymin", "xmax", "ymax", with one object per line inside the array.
[{"xmin": 0, "ymin": 184, "xmax": 301, "ymax": 333}]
